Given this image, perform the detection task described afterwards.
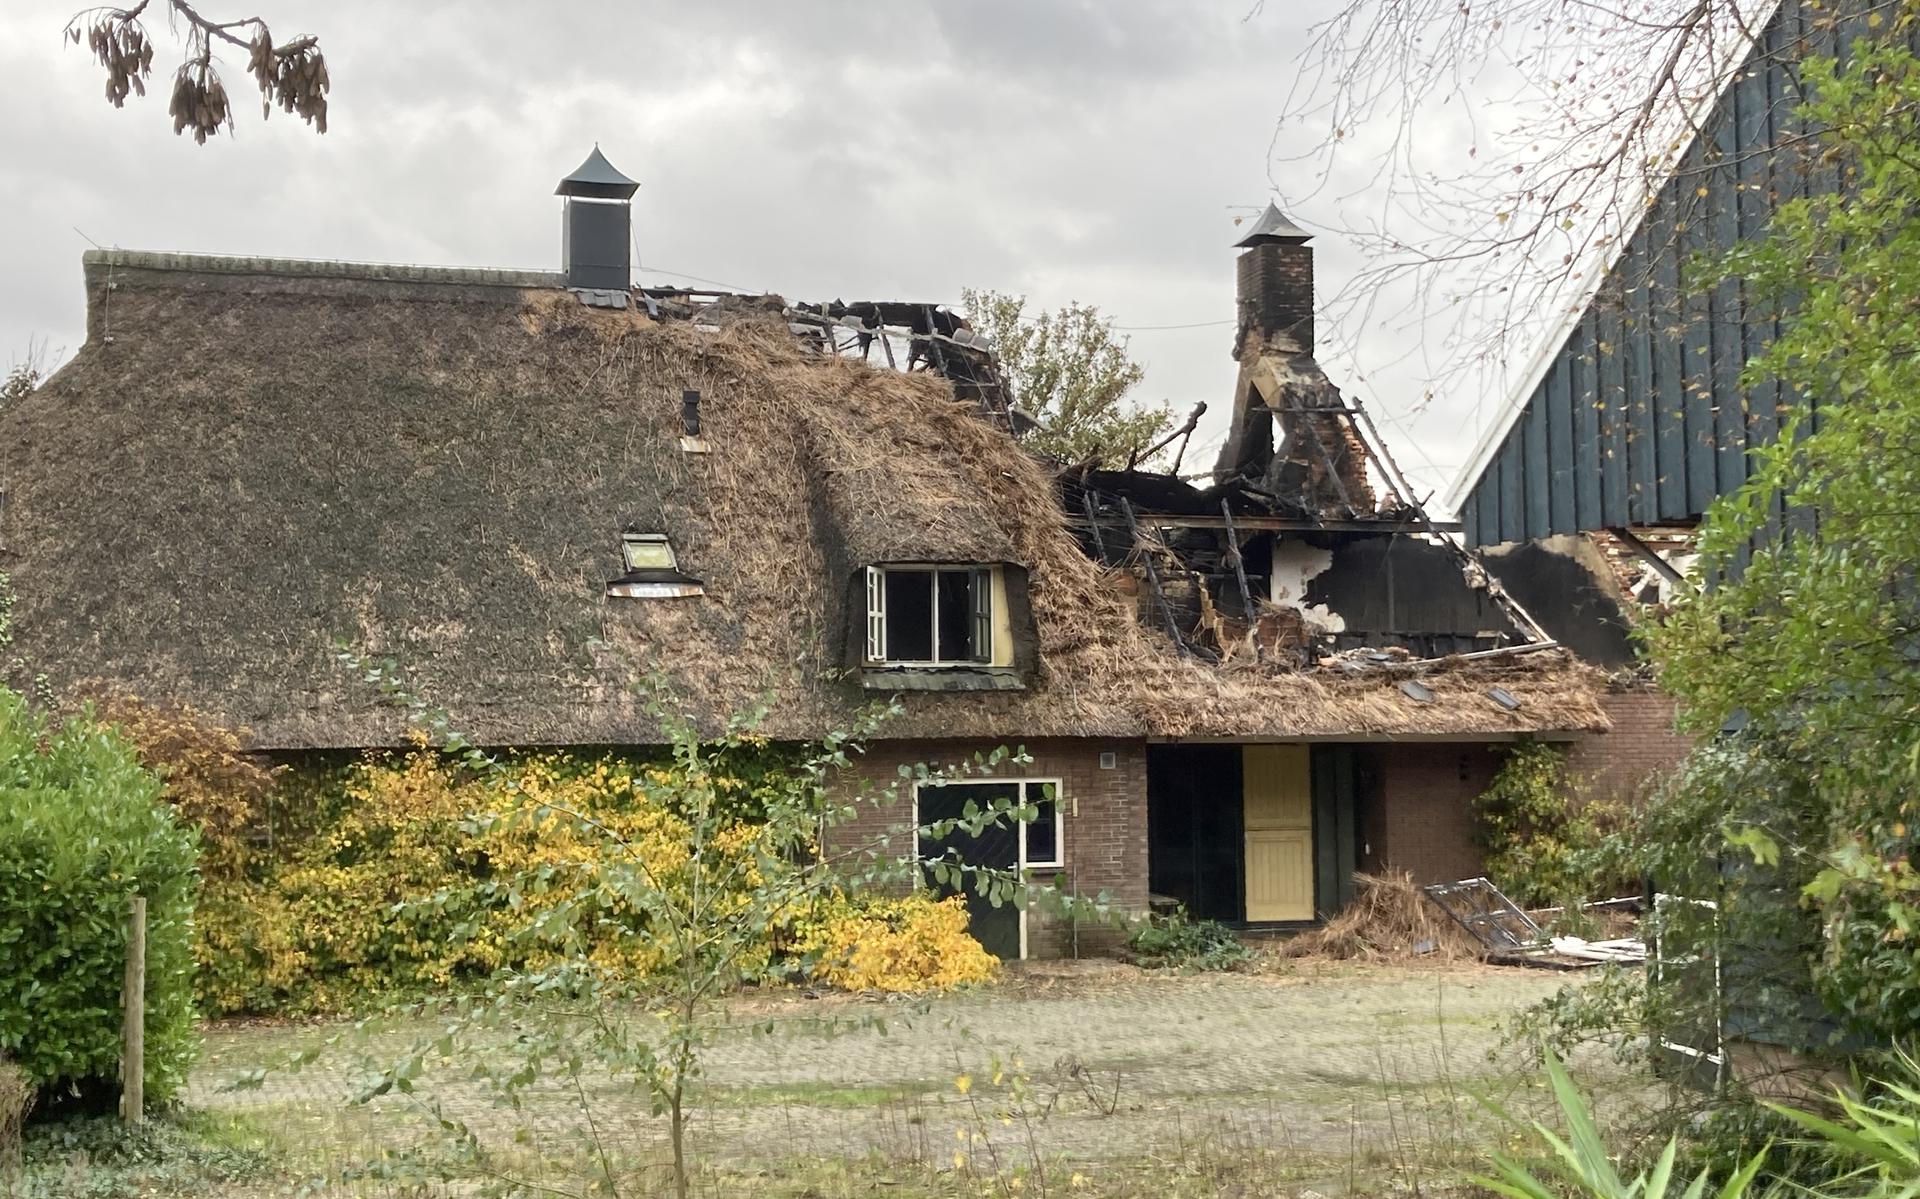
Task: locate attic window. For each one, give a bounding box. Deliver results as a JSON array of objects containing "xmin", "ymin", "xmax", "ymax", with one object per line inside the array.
[
  {"xmin": 607, "ymin": 533, "xmax": 704, "ymax": 599},
  {"xmin": 865, "ymin": 565, "xmax": 996, "ymax": 666}
]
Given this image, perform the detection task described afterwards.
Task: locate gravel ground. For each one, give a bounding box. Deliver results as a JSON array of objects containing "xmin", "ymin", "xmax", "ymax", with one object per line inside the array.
[{"xmin": 188, "ymin": 960, "xmax": 1647, "ymax": 1189}]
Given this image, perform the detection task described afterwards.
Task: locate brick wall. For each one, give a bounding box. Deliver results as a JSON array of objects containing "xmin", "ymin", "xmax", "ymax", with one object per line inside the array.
[
  {"xmin": 1564, "ymin": 686, "xmax": 1695, "ymax": 808},
  {"xmin": 1365, "ymin": 744, "xmax": 1506, "ymax": 884},
  {"xmin": 1358, "ymin": 688, "xmax": 1694, "ymax": 888},
  {"xmin": 829, "ymin": 737, "xmax": 1149, "ymax": 958}
]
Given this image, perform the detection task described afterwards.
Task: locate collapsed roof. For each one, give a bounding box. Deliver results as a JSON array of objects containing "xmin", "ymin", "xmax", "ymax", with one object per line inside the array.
[{"xmin": 0, "ymin": 251, "xmax": 1606, "ymax": 747}]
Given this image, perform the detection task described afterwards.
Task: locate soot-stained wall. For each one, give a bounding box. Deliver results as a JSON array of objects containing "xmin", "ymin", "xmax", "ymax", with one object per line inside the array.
[
  {"xmin": 1282, "ymin": 535, "xmax": 1521, "ymax": 648},
  {"xmin": 1480, "ymin": 536, "xmax": 1639, "ymax": 668}
]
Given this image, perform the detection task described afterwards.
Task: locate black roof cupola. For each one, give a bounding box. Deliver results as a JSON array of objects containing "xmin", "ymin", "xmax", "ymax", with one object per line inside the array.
[
  {"xmin": 1233, "ymin": 202, "xmax": 1312, "ymax": 248},
  {"xmin": 556, "ymin": 146, "xmax": 639, "ymax": 291}
]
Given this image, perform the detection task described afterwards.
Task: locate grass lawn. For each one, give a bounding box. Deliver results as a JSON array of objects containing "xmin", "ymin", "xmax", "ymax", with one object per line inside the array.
[{"xmin": 13, "ymin": 961, "xmax": 1658, "ymax": 1197}]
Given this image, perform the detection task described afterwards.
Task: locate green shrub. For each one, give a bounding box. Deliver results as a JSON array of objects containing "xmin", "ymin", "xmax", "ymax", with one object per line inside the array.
[
  {"xmin": 1474, "ymin": 743, "xmax": 1630, "ymax": 918},
  {"xmin": 1126, "ymin": 908, "xmax": 1251, "ymax": 971},
  {"xmin": 0, "ymin": 691, "xmax": 199, "ymax": 1106}
]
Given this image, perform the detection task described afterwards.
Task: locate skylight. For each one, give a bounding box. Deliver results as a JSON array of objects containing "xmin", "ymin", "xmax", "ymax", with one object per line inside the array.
[{"xmin": 607, "ymin": 533, "xmax": 703, "ymax": 599}]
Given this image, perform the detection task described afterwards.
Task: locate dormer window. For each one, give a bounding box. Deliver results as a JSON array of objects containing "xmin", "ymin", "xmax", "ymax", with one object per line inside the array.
[
  {"xmin": 864, "ymin": 565, "xmax": 1001, "ymax": 666},
  {"xmin": 607, "ymin": 533, "xmax": 704, "ymax": 598}
]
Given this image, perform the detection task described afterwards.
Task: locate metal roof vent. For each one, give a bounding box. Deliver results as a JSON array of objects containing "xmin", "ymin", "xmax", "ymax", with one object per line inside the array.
[
  {"xmin": 556, "ymin": 146, "xmax": 639, "ymax": 292},
  {"xmin": 679, "ymin": 389, "xmax": 709, "ymax": 454}
]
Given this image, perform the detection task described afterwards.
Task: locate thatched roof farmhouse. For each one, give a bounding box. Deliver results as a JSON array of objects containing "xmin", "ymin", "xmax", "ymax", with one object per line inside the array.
[{"xmin": 1, "ymin": 151, "xmax": 1642, "ymax": 956}]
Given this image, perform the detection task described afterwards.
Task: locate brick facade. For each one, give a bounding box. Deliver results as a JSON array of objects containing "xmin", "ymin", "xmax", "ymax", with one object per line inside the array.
[
  {"xmin": 1348, "ymin": 687, "xmax": 1694, "ymax": 890},
  {"xmin": 828, "ymin": 708, "xmax": 1688, "ymax": 960},
  {"xmin": 1564, "ymin": 685, "xmax": 1695, "ymax": 808},
  {"xmin": 1358, "ymin": 743, "xmax": 1506, "ymax": 885},
  {"xmin": 831, "ymin": 737, "xmax": 1149, "ymax": 958}
]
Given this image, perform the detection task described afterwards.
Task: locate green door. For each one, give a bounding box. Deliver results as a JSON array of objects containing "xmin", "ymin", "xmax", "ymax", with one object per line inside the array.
[{"xmin": 918, "ymin": 783, "xmax": 1022, "ymax": 960}]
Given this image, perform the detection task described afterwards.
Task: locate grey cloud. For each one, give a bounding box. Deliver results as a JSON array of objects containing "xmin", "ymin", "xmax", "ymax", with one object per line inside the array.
[{"xmin": 0, "ymin": 0, "xmax": 1501, "ymax": 505}]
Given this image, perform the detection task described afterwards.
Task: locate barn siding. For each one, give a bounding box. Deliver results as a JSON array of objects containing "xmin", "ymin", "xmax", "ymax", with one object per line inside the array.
[{"xmin": 1459, "ymin": 0, "xmax": 1908, "ymax": 545}]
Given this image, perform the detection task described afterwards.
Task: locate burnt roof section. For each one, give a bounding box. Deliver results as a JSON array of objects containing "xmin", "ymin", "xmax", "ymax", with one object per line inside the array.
[
  {"xmin": 1234, "ymin": 203, "xmax": 1312, "ymax": 247},
  {"xmin": 555, "ymin": 146, "xmax": 640, "ymax": 201},
  {"xmin": 3, "ymin": 249, "xmax": 1607, "ymax": 747}
]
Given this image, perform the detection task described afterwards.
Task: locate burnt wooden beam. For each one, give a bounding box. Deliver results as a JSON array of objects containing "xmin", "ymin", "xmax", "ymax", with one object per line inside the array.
[
  {"xmin": 1121, "ymin": 496, "xmax": 1187, "ymax": 654},
  {"xmin": 1607, "ymin": 526, "xmax": 1693, "ymax": 590},
  {"xmin": 1220, "ymin": 499, "xmax": 1256, "ymax": 621},
  {"xmin": 1135, "ymin": 401, "xmax": 1208, "ymax": 471},
  {"xmin": 1071, "ymin": 514, "xmax": 1462, "ymax": 534},
  {"xmin": 1081, "ymin": 487, "xmax": 1109, "ymax": 562}
]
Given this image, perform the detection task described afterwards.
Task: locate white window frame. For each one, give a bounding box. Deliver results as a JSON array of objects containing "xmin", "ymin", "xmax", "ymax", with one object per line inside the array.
[
  {"xmin": 909, "ymin": 777, "xmax": 1066, "ymax": 962},
  {"xmin": 863, "ymin": 564, "xmax": 994, "ymax": 667}
]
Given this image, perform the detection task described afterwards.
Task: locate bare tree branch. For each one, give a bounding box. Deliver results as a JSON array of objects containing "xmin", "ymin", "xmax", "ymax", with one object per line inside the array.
[{"xmin": 65, "ymin": 1, "xmax": 328, "ymax": 144}]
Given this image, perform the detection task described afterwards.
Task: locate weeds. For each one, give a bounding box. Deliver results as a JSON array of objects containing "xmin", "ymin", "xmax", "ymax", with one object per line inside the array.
[
  {"xmin": 1125, "ymin": 908, "xmax": 1252, "ymax": 971},
  {"xmin": 1056, "ymin": 1054, "xmax": 1126, "ymax": 1117},
  {"xmin": 9, "ymin": 1112, "xmax": 275, "ymax": 1199}
]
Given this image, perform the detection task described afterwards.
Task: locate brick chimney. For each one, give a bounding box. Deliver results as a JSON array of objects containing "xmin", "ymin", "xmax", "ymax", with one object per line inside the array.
[
  {"xmin": 1233, "ymin": 203, "xmax": 1314, "ymax": 358},
  {"xmin": 1216, "ymin": 205, "xmax": 1376, "ymax": 513}
]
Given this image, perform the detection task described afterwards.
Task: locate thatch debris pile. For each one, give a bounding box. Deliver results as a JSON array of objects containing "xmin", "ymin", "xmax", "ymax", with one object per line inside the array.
[{"xmin": 1278, "ymin": 873, "xmax": 1484, "ymax": 963}]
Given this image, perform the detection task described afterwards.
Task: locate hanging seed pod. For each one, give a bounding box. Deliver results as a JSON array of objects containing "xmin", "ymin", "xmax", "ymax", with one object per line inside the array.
[{"xmin": 67, "ymin": 10, "xmax": 327, "ymax": 141}]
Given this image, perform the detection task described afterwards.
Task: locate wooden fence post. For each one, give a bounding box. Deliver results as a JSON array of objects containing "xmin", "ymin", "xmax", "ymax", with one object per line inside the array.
[{"xmin": 120, "ymin": 895, "xmax": 145, "ymax": 1125}]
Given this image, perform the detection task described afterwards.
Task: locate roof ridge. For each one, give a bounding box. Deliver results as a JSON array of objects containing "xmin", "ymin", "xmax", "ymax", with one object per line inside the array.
[{"xmin": 81, "ymin": 248, "xmax": 564, "ymax": 289}]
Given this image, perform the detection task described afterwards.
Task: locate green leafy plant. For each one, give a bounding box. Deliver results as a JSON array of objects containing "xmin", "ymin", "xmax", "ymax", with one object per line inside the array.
[
  {"xmin": 1479, "ymin": 1049, "xmax": 1768, "ymax": 1199},
  {"xmin": 0, "ymin": 689, "xmax": 199, "ymax": 1108},
  {"xmin": 1646, "ymin": 34, "xmax": 1920, "ymax": 1046},
  {"xmin": 961, "ymin": 288, "xmax": 1174, "ymax": 466},
  {"xmin": 1126, "ymin": 907, "xmax": 1252, "ymax": 971},
  {"xmin": 15, "ymin": 1112, "xmax": 274, "ymax": 1199},
  {"xmin": 1766, "ymin": 1048, "xmax": 1920, "ymax": 1192},
  {"xmin": 1486, "ymin": 1046, "xmax": 1920, "ymax": 1199},
  {"xmin": 1474, "ymin": 743, "xmax": 1626, "ymax": 916}
]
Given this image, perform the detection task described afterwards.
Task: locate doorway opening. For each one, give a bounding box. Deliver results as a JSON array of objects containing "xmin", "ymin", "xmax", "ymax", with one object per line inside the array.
[{"xmin": 1147, "ymin": 743, "xmax": 1361, "ymax": 925}]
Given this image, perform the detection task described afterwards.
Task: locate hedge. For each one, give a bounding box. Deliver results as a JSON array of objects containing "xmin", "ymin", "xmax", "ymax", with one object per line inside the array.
[{"xmin": 0, "ymin": 691, "xmax": 199, "ymax": 1106}]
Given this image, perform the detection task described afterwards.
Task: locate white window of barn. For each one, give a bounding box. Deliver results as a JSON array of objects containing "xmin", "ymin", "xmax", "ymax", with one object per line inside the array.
[{"xmin": 864, "ymin": 565, "xmax": 995, "ymax": 666}]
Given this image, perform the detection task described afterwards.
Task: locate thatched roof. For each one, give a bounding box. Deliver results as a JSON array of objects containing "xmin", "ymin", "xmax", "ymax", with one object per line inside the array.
[{"xmin": 0, "ymin": 251, "xmax": 1607, "ymax": 749}]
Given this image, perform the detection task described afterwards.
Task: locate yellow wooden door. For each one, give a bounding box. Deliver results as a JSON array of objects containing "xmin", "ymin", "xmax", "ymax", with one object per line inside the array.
[{"xmin": 1243, "ymin": 745, "xmax": 1314, "ymax": 921}]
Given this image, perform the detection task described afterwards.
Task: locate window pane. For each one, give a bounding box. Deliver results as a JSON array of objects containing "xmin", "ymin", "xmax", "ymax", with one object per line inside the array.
[
  {"xmin": 935, "ymin": 569, "xmax": 975, "ymax": 663},
  {"xmin": 1024, "ymin": 782, "xmax": 1059, "ymax": 865},
  {"xmin": 622, "ymin": 536, "xmax": 676, "ymax": 571},
  {"xmin": 883, "ymin": 570, "xmax": 934, "ymax": 661},
  {"xmin": 969, "ymin": 568, "xmax": 992, "ymax": 662}
]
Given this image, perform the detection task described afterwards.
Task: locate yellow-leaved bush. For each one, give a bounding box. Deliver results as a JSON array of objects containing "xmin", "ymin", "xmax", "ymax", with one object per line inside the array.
[
  {"xmin": 213, "ymin": 751, "xmax": 773, "ymax": 1013},
  {"xmin": 95, "ymin": 694, "xmax": 999, "ymax": 1013},
  {"xmin": 792, "ymin": 893, "xmax": 999, "ymax": 992}
]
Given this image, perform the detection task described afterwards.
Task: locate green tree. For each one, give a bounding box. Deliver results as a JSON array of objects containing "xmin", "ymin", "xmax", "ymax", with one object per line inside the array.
[
  {"xmin": 1646, "ymin": 34, "xmax": 1920, "ymax": 1043},
  {"xmin": 961, "ymin": 288, "xmax": 1175, "ymax": 466}
]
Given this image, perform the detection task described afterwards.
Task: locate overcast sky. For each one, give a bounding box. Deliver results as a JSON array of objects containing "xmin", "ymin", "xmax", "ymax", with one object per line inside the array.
[{"xmin": 0, "ymin": 0, "xmax": 1510, "ymax": 506}]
